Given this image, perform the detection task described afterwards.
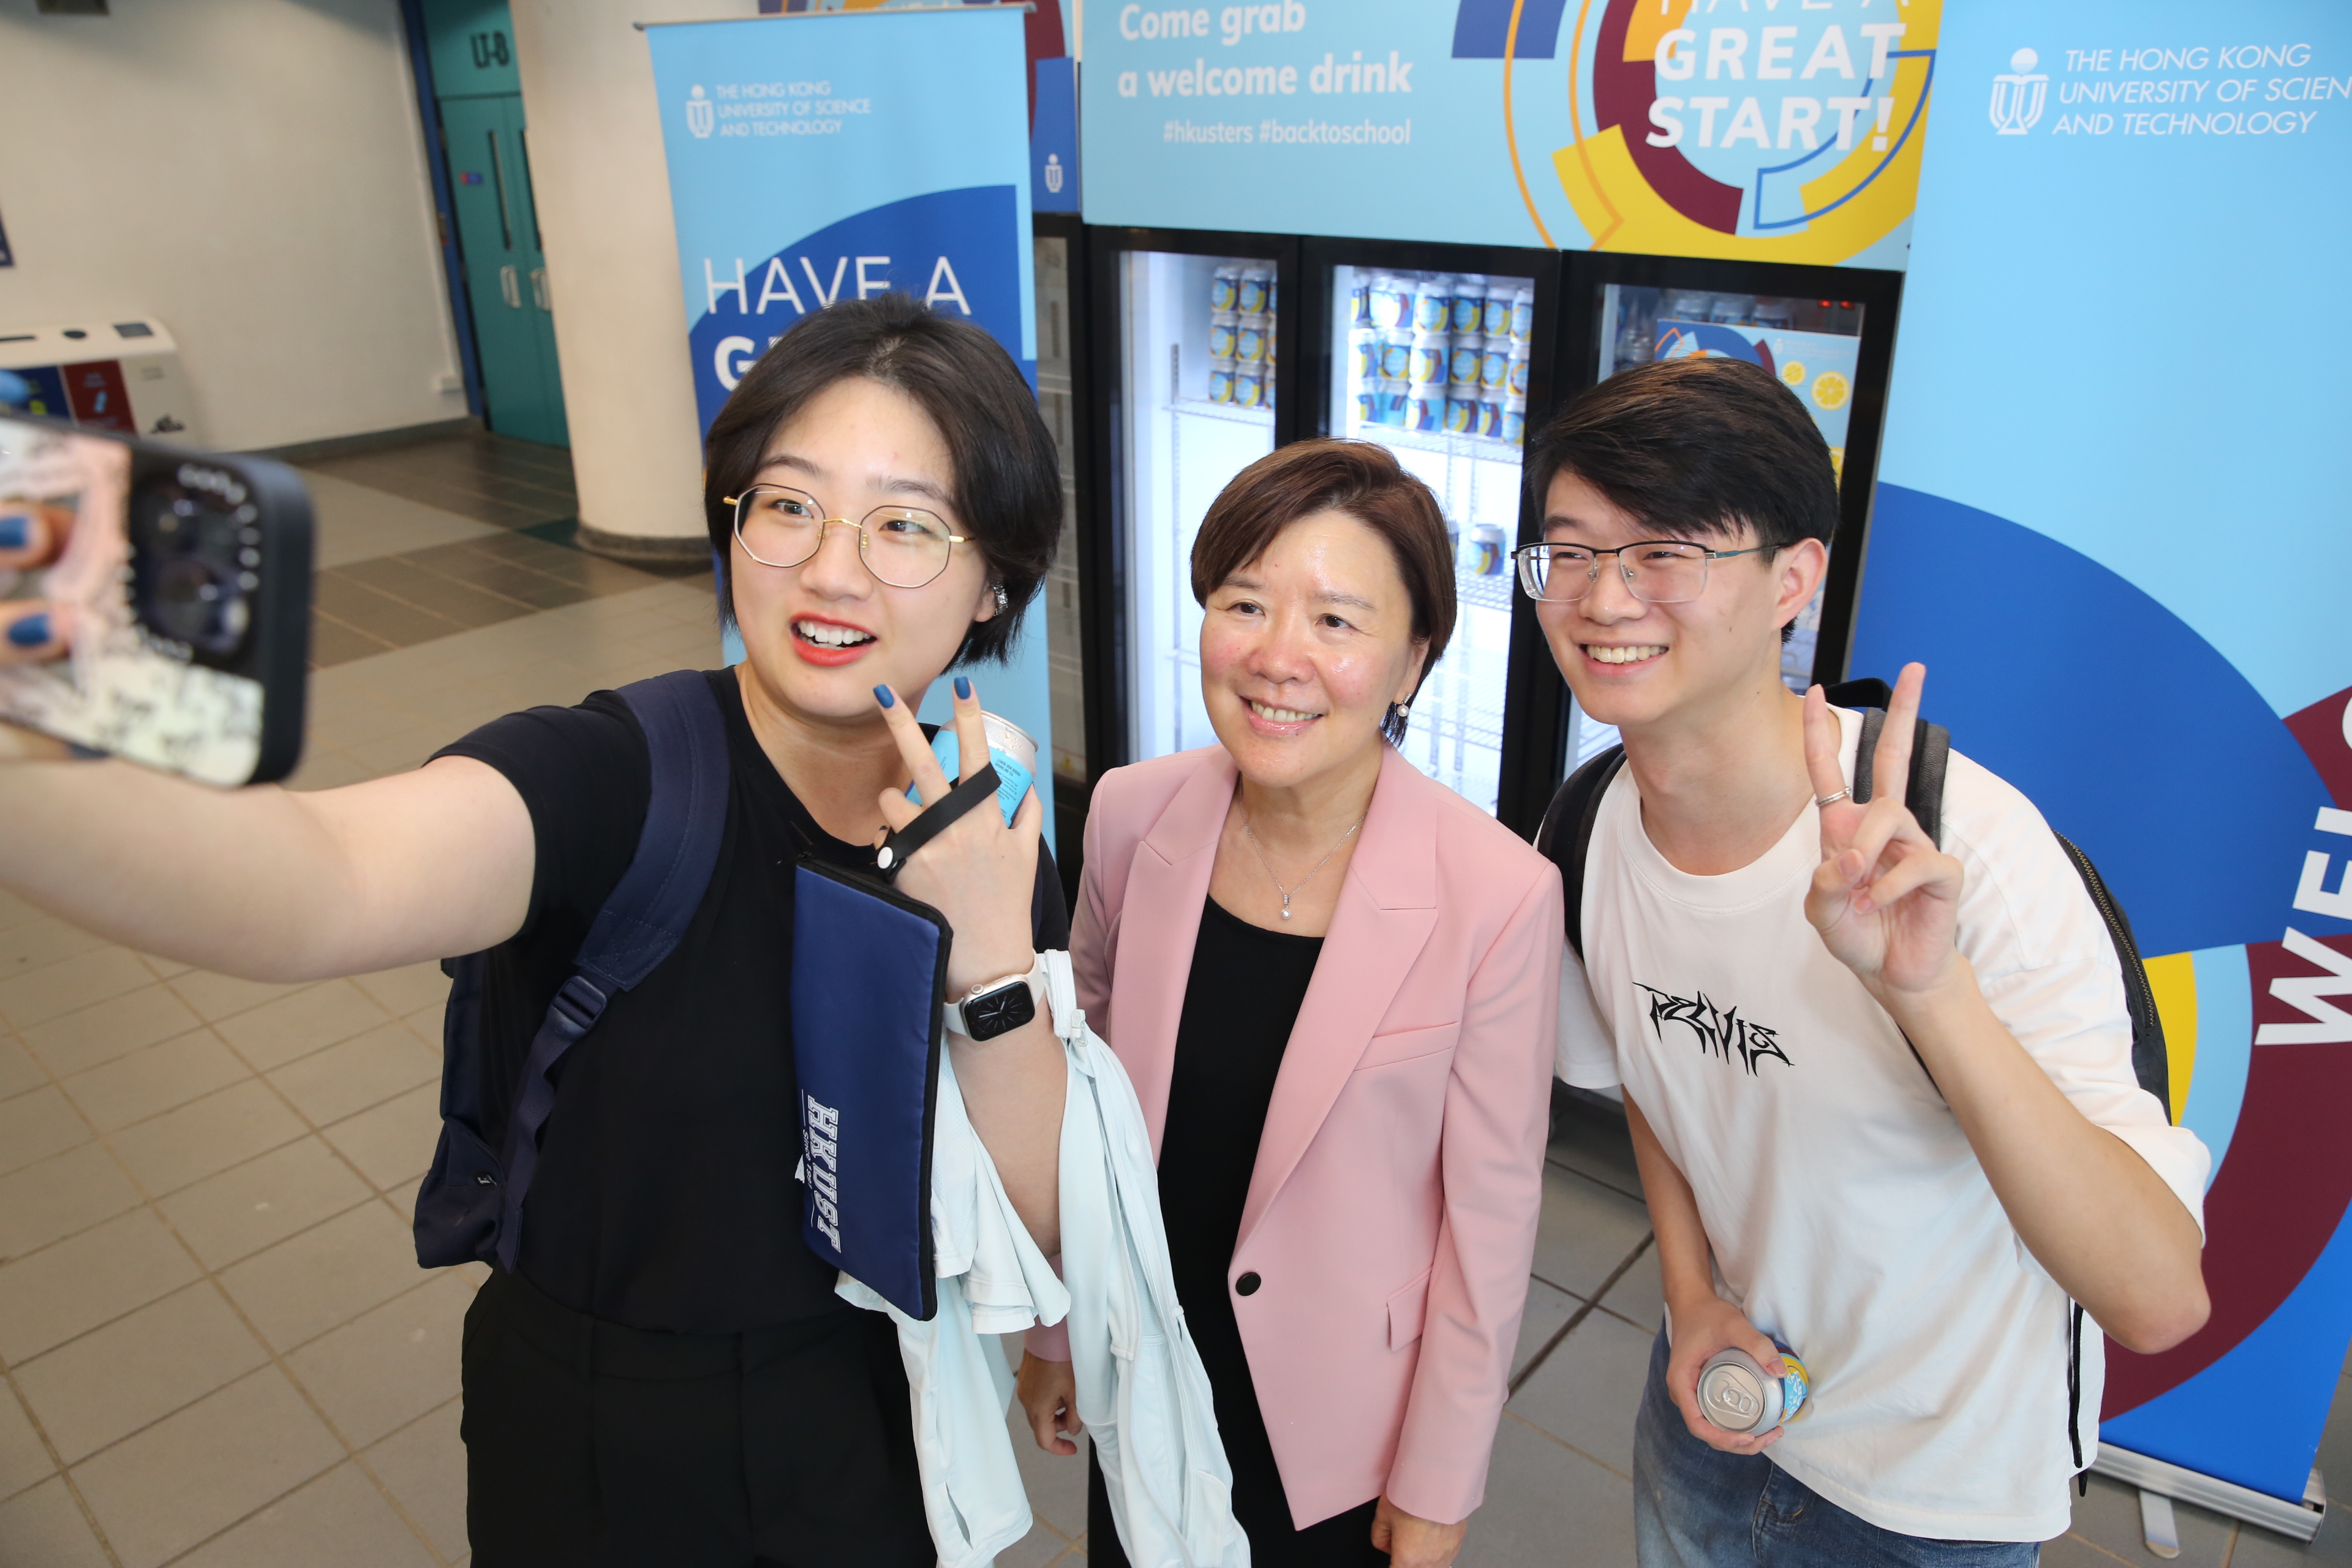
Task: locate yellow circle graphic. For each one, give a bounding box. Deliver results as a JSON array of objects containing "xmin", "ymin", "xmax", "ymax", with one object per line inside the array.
[
  {"xmin": 1812, "ymin": 371, "xmax": 1850, "ymax": 410},
  {"xmin": 1781, "ymin": 360, "xmax": 1806, "ymax": 386}
]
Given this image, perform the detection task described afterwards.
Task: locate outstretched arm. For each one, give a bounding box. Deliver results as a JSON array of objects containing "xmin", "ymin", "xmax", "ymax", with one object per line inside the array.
[
  {"xmin": 1803, "ymin": 664, "xmax": 2208, "ymax": 1353},
  {"xmin": 0, "ymin": 754, "xmax": 536, "ymax": 981}
]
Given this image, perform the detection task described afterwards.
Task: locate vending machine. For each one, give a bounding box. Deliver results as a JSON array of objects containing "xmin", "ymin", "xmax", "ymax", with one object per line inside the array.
[
  {"xmin": 1079, "ymin": 232, "xmax": 1903, "ymax": 839},
  {"xmin": 1082, "ymin": 227, "xmax": 1302, "ymax": 782}
]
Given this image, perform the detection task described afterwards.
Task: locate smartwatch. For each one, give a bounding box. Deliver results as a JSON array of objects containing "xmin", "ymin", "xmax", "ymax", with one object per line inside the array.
[{"xmin": 942, "ymin": 956, "xmax": 1044, "ymax": 1042}]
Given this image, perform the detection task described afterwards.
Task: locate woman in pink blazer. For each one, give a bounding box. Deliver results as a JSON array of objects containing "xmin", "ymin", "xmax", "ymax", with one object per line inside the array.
[{"xmin": 1017, "ymin": 440, "xmax": 1563, "ymax": 1567}]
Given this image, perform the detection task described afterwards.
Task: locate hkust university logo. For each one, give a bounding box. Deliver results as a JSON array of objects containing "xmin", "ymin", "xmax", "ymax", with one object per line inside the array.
[
  {"xmin": 687, "ymin": 84, "xmax": 715, "ymax": 139},
  {"xmin": 1989, "ymin": 48, "xmax": 2047, "ymax": 135}
]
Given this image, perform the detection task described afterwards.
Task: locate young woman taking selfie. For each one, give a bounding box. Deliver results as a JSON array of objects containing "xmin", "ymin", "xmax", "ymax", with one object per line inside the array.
[{"xmin": 0, "ymin": 295, "xmax": 1071, "ymax": 1567}]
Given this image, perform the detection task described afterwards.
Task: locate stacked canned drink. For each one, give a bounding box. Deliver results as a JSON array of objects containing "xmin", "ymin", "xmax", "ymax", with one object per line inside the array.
[
  {"xmin": 1343, "ymin": 271, "xmax": 1532, "ymax": 445},
  {"xmin": 1208, "ymin": 263, "xmax": 1278, "ymax": 410}
]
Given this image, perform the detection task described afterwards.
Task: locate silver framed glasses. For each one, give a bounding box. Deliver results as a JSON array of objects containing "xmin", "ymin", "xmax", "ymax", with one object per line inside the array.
[
  {"xmin": 1512, "ymin": 540, "xmax": 1767, "ymax": 605},
  {"xmin": 723, "ymin": 484, "xmax": 967, "ymax": 589}
]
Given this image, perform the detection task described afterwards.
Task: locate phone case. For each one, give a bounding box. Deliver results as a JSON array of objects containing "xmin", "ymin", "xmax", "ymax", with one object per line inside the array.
[{"xmin": 0, "ymin": 417, "xmax": 312, "ymax": 786}]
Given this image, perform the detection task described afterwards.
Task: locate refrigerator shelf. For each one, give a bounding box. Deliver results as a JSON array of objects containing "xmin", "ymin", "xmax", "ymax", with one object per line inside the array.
[
  {"xmin": 1368, "ymin": 423, "xmax": 1524, "ymax": 464},
  {"xmin": 1170, "ymin": 396, "xmax": 1276, "ymax": 428},
  {"xmin": 1453, "ymin": 565, "xmax": 1516, "ymax": 616}
]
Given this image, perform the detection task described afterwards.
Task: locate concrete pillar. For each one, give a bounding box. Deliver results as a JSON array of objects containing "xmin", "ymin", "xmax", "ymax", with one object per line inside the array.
[{"xmin": 508, "ymin": 0, "xmax": 757, "ymax": 564}]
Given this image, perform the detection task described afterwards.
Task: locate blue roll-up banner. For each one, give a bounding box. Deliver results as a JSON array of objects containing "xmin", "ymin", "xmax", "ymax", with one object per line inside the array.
[
  {"xmin": 1852, "ymin": 0, "xmax": 2352, "ymax": 1507},
  {"xmin": 647, "ymin": 7, "xmax": 1052, "ymax": 840}
]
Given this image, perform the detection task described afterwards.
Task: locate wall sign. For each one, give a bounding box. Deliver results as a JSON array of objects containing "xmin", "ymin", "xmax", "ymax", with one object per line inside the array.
[
  {"xmin": 1080, "ymin": 0, "xmax": 1940, "ymax": 265},
  {"xmin": 1852, "ymin": 0, "xmax": 2352, "ymax": 1506}
]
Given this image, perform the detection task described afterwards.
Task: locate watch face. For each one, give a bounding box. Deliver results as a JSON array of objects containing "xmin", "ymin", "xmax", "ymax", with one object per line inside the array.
[{"xmin": 965, "ymin": 981, "xmax": 1038, "ymax": 1041}]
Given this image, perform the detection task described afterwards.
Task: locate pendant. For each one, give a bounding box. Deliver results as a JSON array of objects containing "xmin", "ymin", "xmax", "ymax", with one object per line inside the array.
[{"xmin": 1280, "ymin": 899, "xmax": 1292, "ymax": 920}]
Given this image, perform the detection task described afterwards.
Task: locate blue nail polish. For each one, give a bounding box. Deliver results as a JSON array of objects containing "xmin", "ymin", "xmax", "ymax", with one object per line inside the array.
[
  {"xmin": 7, "ymin": 612, "xmax": 51, "ymax": 649},
  {"xmin": 0, "ymin": 514, "xmax": 29, "ymax": 552},
  {"xmin": 954, "ymin": 676, "xmax": 971, "ymax": 700},
  {"xmin": 873, "ymin": 685, "xmax": 895, "ymax": 708}
]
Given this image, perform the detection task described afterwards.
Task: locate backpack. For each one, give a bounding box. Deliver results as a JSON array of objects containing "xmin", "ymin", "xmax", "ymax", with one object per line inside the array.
[{"xmin": 413, "ymin": 670, "xmax": 731, "ymax": 1272}]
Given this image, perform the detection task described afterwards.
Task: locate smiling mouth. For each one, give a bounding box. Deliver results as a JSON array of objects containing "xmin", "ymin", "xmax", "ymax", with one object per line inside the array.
[
  {"xmin": 1247, "ymin": 698, "xmax": 1321, "ymax": 724},
  {"xmin": 795, "ymin": 619, "xmax": 876, "ymax": 649},
  {"xmin": 1585, "ymin": 644, "xmax": 1665, "ymax": 666}
]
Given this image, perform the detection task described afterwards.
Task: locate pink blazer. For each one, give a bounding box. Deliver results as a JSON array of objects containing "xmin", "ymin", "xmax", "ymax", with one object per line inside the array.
[{"xmin": 1046, "ymin": 743, "xmax": 1562, "ymax": 1528}]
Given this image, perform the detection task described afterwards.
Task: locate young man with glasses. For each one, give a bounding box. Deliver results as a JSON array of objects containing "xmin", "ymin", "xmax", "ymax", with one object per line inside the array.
[{"xmin": 1522, "ymin": 356, "xmax": 2211, "ymax": 1564}]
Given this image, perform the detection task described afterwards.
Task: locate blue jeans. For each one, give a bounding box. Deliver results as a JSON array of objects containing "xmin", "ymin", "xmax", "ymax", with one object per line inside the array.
[{"xmin": 1633, "ymin": 1330, "xmax": 2041, "ymax": 1568}]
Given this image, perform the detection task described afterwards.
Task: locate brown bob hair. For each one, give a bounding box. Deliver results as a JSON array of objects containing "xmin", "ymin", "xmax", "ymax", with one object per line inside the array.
[{"xmin": 1189, "ymin": 439, "xmax": 1457, "ymax": 746}]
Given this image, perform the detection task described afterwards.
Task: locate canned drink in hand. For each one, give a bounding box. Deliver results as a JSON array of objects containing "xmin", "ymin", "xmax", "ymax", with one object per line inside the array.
[{"xmin": 1697, "ymin": 1344, "xmax": 1810, "ymax": 1435}]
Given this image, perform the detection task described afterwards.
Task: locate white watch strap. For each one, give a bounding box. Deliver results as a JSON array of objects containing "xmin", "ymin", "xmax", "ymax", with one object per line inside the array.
[{"xmin": 941, "ymin": 953, "xmax": 1047, "ymax": 1039}]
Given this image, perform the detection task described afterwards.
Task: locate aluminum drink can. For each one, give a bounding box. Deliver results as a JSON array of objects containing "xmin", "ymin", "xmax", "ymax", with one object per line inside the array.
[
  {"xmin": 1469, "ymin": 522, "xmax": 1506, "ymax": 575},
  {"xmin": 1474, "ymin": 394, "xmax": 1503, "ymax": 439},
  {"xmin": 1235, "ymin": 315, "xmax": 1269, "ymax": 366},
  {"xmin": 1209, "ymin": 265, "xmax": 1242, "ymax": 313},
  {"xmin": 1348, "ymin": 276, "xmax": 1374, "ymax": 326},
  {"xmin": 1207, "ymin": 358, "xmax": 1237, "ymax": 405},
  {"xmin": 1207, "ymin": 311, "xmax": 1239, "ymax": 361},
  {"xmin": 1368, "ymin": 274, "xmax": 1412, "ymax": 329},
  {"xmin": 1448, "ymin": 333, "xmax": 1486, "ymax": 386},
  {"xmin": 1375, "ymin": 373, "xmax": 1410, "ymax": 427},
  {"xmin": 1414, "ymin": 277, "xmax": 1454, "ymax": 332},
  {"xmin": 1697, "ymin": 1345, "xmax": 1811, "ymax": 1435},
  {"xmin": 1409, "ymin": 330, "xmax": 1450, "ymax": 387},
  {"xmin": 1378, "ymin": 328, "xmax": 1415, "ymax": 382},
  {"xmin": 1479, "ymin": 339, "xmax": 1513, "ymax": 393},
  {"xmin": 1510, "ymin": 288, "xmax": 1536, "ymax": 343},
  {"xmin": 1449, "ymin": 281, "xmax": 1487, "ymax": 334},
  {"xmin": 1263, "ymin": 322, "xmax": 1278, "ymax": 371},
  {"xmin": 1444, "ymin": 381, "xmax": 1480, "ymax": 434},
  {"xmin": 1501, "ymin": 392, "xmax": 1527, "ymax": 445},
  {"xmin": 1348, "ymin": 326, "xmax": 1383, "ymax": 384},
  {"xmin": 1233, "ymin": 365, "xmax": 1266, "ymax": 409},
  {"xmin": 1407, "ymin": 386, "xmax": 1447, "ymax": 432},
  {"xmin": 1237, "ymin": 266, "xmax": 1271, "ymax": 316},
  {"xmin": 1507, "ymin": 347, "xmax": 1531, "ymax": 398}
]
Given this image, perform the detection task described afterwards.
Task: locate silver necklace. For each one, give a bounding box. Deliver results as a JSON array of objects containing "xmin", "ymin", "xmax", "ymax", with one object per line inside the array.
[{"xmin": 1242, "ymin": 810, "xmax": 1362, "ymax": 921}]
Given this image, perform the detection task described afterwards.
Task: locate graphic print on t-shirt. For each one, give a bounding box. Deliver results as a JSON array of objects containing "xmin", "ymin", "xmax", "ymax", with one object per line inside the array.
[{"xmin": 1634, "ymin": 982, "xmax": 1792, "ymax": 1075}]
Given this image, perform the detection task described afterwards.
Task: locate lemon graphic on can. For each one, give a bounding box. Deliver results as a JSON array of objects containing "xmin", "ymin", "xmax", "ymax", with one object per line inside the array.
[
  {"xmin": 1812, "ymin": 371, "xmax": 1850, "ymax": 410},
  {"xmin": 1781, "ymin": 360, "xmax": 1806, "ymax": 386}
]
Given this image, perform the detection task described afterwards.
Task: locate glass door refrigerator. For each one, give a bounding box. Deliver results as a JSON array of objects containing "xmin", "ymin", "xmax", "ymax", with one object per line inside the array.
[
  {"xmin": 1296, "ymin": 238, "xmax": 1566, "ymax": 828},
  {"xmin": 1536, "ymin": 255, "xmax": 1906, "ymax": 799},
  {"xmin": 1084, "ymin": 228, "xmax": 1303, "ymax": 776}
]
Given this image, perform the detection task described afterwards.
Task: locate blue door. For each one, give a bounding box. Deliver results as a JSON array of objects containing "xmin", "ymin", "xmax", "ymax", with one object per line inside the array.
[{"xmin": 421, "ymin": 0, "xmax": 568, "ymax": 447}]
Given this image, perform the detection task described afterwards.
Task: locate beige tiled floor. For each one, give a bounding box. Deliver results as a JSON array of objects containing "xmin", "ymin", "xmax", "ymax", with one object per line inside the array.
[{"xmin": 6, "ymin": 447, "xmax": 2351, "ymax": 1566}]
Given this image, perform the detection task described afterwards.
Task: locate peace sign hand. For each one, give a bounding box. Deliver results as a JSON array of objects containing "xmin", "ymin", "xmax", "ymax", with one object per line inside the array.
[{"xmin": 1802, "ymin": 663, "xmax": 1966, "ymax": 998}]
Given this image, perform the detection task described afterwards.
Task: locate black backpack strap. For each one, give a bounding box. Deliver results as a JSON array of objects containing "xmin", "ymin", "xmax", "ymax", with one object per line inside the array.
[
  {"xmin": 1847, "ymin": 707, "xmax": 1952, "ymax": 850},
  {"xmin": 1535, "ymin": 745, "xmax": 1629, "ymax": 963},
  {"xmin": 2054, "ymin": 832, "xmax": 2171, "ymax": 1117},
  {"xmin": 492, "ymin": 670, "xmax": 732, "ymax": 1272}
]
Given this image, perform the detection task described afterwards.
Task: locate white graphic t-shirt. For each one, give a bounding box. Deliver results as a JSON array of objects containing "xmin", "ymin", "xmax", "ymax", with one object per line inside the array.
[{"xmin": 1555, "ymin": 708, "xmax": 2209, "ymax": 1542}]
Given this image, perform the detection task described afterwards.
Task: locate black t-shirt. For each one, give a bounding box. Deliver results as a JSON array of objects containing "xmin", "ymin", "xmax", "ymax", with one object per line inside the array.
[
  {"xmin": 439, "ymin": 668, "xmax": 1068, "ymax": 1335},
  {"xmin": 1159, "ymin": 896, "xmax": 1364, "ymax": 1547}
]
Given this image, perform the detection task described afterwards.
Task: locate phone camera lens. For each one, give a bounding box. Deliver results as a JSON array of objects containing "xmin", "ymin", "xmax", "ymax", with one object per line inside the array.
[{"xmin": 131, "ymin": 481, "xmax": 252, "ymax": 662}]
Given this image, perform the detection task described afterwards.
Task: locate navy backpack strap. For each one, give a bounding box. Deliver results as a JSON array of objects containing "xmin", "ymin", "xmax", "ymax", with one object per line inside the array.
[
  {"xmin": 492, "ymin": 670, "xmax": 731, "ymax": 1272},
  {"xmin": 1534, "ymin": 744, "xmax": 1629, "ymax": 963}
]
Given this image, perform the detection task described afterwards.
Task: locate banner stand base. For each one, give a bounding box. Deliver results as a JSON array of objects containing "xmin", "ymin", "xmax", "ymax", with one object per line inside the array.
[{"xmin": 2092, "ymin": 1444, "xmax": 2326, "ymax": 1543}]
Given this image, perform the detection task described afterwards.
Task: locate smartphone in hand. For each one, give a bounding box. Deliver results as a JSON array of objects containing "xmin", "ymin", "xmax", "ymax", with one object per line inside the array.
[{"xmin": 0, "ymin": 415, "xmax": 312, "ymax": 785}]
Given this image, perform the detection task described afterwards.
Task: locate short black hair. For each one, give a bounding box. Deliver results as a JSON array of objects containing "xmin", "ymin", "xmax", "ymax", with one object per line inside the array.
[
  {"xmin": 1526, "ymin": 356, "xmax": 1838, "ymax": 552},
  {"xmin": 701, "ymin": 294, "xmax": 1061, "ymax": 665}
]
